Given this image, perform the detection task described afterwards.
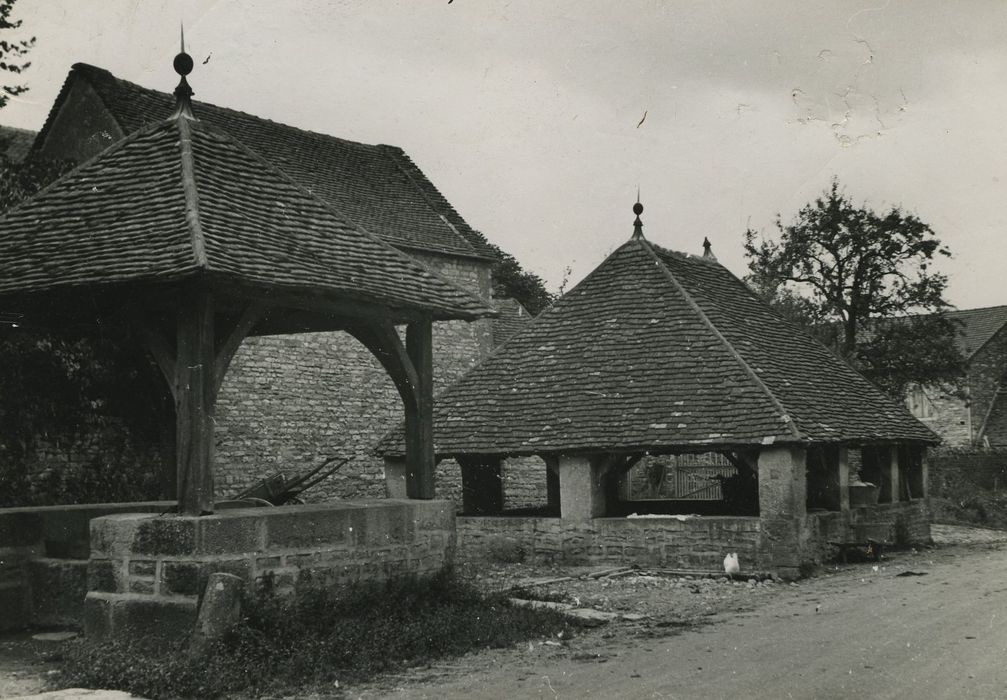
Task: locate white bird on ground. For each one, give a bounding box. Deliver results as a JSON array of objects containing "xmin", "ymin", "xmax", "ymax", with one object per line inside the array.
[{"xmin": 724, "ymin": 552, "xmax": 740, "ymax": 576}]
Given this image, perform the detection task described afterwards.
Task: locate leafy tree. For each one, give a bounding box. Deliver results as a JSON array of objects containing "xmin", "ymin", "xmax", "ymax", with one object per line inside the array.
[
  {"xmin": 0, "ymin": 154, "xmax": 173, "ymax": 505},
  {"xmin": 465, "ymin": 230, "xmax": 553, "ymax": 315},
  {"xmin": 0, "ymin": 0, "xmax": 34, "ymax": 109},
  {"xmin": 744, "ymin": 180, "xmax": 966, "ymax": 397}
]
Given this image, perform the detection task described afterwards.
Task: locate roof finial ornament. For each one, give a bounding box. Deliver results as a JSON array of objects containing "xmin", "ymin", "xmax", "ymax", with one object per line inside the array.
[
  {"xmin": 632, "ymin": 190, "xmax": 644, "ymax": 240},
  {"xmin": 170, "ymin": 23, "xmax": 196, "ymax": 120},
  {"xmin": 702, "ymin": 236, "xmax": 717, "ymax": 261}
]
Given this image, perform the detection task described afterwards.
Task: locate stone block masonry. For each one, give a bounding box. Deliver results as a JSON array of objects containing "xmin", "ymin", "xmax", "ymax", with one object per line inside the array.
[
  {"xmin": 456, "ymin": 516, "xmax": 761, "ymax": 571},
  {"xmin": 0, "ymin": 501, "xmax": 173, "ymax": 631},
  {"xmin": 83, "ymin": 500, "xmax": 455, "ymax": 642}
]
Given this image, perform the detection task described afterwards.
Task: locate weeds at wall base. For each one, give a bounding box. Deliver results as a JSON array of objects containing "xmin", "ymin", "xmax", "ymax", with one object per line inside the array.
[{"xmin": 55, "ymin": 570, "xmax": 578, "ymax": 699}]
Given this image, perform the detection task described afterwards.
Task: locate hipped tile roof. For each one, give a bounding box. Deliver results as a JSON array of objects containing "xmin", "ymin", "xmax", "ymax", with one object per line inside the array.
[
  {"xmin": 33, "ymin": 64, "xmax": 496, "ymax": 261},
  {"xmin": 379, "ymin": 236, "xmax": 938, "ymax": 457},
  {"xmin": 492, "ymin": 296, "xmax": 532, "ymax": 347},
  {"xmin": 0, "ymin": 115, "xmax": 494, "ymax": 320}
]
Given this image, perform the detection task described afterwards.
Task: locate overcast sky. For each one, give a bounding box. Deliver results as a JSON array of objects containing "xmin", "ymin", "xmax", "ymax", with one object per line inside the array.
[{"xmin": 3, "ymin": 1, "xmax": 1005, "ymax": 310}]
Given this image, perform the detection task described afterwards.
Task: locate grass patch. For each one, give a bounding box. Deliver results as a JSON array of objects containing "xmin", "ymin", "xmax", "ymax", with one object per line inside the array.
[
  {"xmin": 56, "ymin": 570, "xmax": 577, "ymax": 699},
  {"xmin": 932, "ymin": 481, "xmax": 1007, "ymax": 530}
]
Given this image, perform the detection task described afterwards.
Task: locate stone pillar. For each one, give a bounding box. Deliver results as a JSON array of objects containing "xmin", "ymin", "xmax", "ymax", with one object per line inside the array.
[
  {"xmin": 919, "ymin": 448, "xmax": 929, "ymax": 499},
  {"xmin": 757, "ymin": 445, "xmax": 808, "ymax": 577},
  {"xmin": 543, "ymin": 456, "xmax": 561, "ymax": 513},
  {"xmin": 384, "ymin": 458, "xmax": 408, "ymax": 499},
  {"xmin": 458, "ymin": 457, "xmax": 504, "ymax": 515},
  {"xmin": 838, "ymin": 447, "xmax": 850, "ymax": 512},
  {"xmin": 559, "ymin": 455, "xmax": 608, "ymax": 519},
  {"xmin": 889, "ymin": 447, "xmax": 901, "ymax": 502}
]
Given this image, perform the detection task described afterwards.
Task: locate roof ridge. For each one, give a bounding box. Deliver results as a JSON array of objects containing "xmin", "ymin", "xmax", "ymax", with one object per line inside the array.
[
  {"xmin": 379, "ymin": 145, "xmax": 496, "ymax": 259},
  {"xmin": 380, "ymin": 145, "xmax": 477, "ymax": 257},
  {"xmin": 184, "ymin": 120, "xmax": 494, "ymax": 315},
  {"xmin": 71, "ymin": 62, "xmax": 382, "ymax": 153},
  {"xmin": 640, "ymin": 238, "xmax": 804, "ymax": 441},
  {"xmin": 176, "ymin": 117, "xmax": 208, "ymax": 268}
]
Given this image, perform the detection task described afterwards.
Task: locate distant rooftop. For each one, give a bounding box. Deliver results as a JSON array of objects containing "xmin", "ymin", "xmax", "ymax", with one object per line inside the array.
[
  {"xmin": 0, "ymin": 125, "xmax": 35, "ymax": 163},
  {"xmin": 943, "ymin": 305, "xmax": 1007, "ymax": 359},
  {"xmin": 33, "ymin": 63, "xmax": 497, "ymax": 261}
]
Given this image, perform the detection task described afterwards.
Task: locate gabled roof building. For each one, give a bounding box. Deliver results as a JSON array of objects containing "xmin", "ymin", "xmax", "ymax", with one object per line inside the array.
[
  {"xmin": 904, "ymin": 305, "xmax": 1007, "ymax": 448},
  {"xmin": 380, "ymin": 204, "xmax": 937, "ymax": 575}
]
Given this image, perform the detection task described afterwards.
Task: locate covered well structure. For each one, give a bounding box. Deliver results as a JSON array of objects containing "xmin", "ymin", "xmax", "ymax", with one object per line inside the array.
[
  {"xmin": 379, "ymin": 205, "xmax": 939, "ymax": 576},
  {"xmin": 0, "ymin": 53, "xmax": 493, "ymax": 636}
]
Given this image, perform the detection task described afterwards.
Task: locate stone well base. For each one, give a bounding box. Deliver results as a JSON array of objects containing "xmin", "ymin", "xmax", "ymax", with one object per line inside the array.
[
  {"xmin": 84, "ymin": 499, "xmax": 455, "ymax": 642},
  {"xmin": 456, "ymin": 515, "xmax": 762, "ymax": 571},
  {"xmin": 0, "ymin": 501, "xmax": 174, "ymax": 631}
]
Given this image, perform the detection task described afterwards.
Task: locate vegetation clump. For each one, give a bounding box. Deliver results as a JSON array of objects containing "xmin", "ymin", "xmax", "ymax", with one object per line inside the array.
[{"xmin": 57, "ymin": 571, "xmax": 576, "ymax": 699}]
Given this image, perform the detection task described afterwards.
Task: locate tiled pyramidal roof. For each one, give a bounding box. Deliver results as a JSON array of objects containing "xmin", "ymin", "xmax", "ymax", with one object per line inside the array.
[
  {"xmin": 34, "ymin": 64, "xmax": 497, "ymax": 260},
  {"xmin": 379, "ymin": 236, "xmax": 938, "ymax": 457},
  {"xmin": 0, "ymin": 115, "xmax": 493, "ymax": 320}
]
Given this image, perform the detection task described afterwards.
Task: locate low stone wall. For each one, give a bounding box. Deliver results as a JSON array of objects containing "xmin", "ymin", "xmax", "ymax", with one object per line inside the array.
[
  {"xmin": 84, "ymin": 499, "xmax": 455, "ymax": 642},
  {"xmin": 806, "ymin": 499, "xmax": 931, "ymax": 561},
  {"xmin": 456, "ymin": 515, "xmax": 761, "ymax": 571},
  {"xmin": 0, "ymin": 501, "xmax": 173, "ymax": 630},
  {"xmin": 930, "ymin": 449, "xmax": 1007, "ymax": 493}
]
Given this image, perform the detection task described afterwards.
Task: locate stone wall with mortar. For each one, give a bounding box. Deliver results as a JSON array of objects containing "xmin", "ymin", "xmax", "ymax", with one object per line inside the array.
[
  {"xmin": 455, "ymin": 515, "xmax": 761, "ymax": 571},
  {"xmin": 83, "ymin": 499, "xmax": 455, "ymax": 641},
  {"xmin": 214, "ymin": 252, "xmax": 494, "ymax": 504},
  {"xmin": 805, "ymin": 499, "xmax": 931, "ymax": 562},
  {"xmin": 0, "ymin": 501, "xmax": 173, "ymax": 630},
  {"xmin": 905, "ymin": 385, "xmax": 970, "ymax": 447},
  {"xmin": 501, "ymin": 457, "xmax": 549, "ymax": 510}
]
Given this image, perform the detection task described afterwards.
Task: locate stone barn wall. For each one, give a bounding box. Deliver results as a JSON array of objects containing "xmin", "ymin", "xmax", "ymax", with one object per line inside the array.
[{"xmin": 214, "ymin": 252, "xmax": 494, "ymax": 504}]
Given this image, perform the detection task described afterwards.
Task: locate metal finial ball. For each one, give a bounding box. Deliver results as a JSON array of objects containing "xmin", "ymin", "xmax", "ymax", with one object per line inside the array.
[
  {"xmin": 633, "ymin": 202, "xmax": 644, "ymax": 216},
  {"xmin": 173, "ymin": 52, "xmax": 194, "ymax": 77}
]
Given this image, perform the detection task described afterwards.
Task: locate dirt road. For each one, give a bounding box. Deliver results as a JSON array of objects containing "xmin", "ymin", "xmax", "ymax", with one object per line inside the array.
[{"xmin": 367, "ymin": 532, "xmax": 1007, "ymax": 700}]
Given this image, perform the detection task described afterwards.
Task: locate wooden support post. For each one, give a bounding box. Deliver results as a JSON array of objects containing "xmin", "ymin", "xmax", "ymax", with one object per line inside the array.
[
  {"xmin": 175, "ymin": 287, "xmax": 216, "ymax": 515},
  {"xmin": 889, "ymin": 446, "xmax": 901, "ymax": 503},
  {"xmin": 405, "ymin": 318, "xmax": 435, "ymax": 499},
  {"xmin": 837, "ymin": 447, "xmax": 850, "ymax": 511},
  {"xmin": 544, "ymin": 456, "xmax": 560, "ymax": 513}
]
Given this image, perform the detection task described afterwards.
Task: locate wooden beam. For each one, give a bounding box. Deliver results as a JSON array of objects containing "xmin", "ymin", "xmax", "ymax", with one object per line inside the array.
[
  {"xmin": 212, "ymin": 301, "xmax": 266, "ymax": 399},
  {"xmin": 219, "ymin": 285, "xmax": 441, "ymax": 325},
  {"xmin": 125, "ymin": 307, "xmax": 177, "ymax": 401},
  {"xmin": 175, "ymin": 286, "xmax": 216, "ymax": 515},
  {"xmin": 405, "ymin": 318, "xmax": 435, "ymax": 499},
  {"xmin": 346, "ymin": 322, "xmax": 419, "ymax": 411}
]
